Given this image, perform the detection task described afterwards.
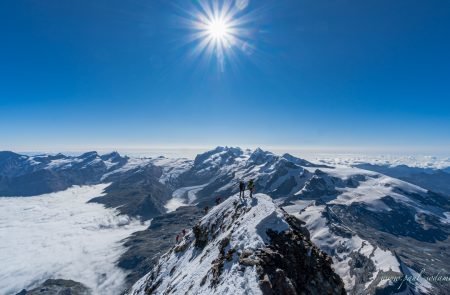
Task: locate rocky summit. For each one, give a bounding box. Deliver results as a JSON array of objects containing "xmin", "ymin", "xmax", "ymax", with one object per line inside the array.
[{"xmin": 127, "ymin": 194, "xmax": 346, "ymax": 295}]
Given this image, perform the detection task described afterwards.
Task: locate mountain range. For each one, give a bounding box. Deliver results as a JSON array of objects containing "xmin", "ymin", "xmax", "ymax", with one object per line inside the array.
[{"xmin": 1, "ymin": 147, "xmax": 448, "ymax": 295}]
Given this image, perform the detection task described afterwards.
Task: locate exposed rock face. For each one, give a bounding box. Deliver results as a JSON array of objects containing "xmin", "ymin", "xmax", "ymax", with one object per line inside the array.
[
  {"xmin": 16, "ymin": 279, "xmax": 91, "ymax": 295},
  {"xmin": 230, "ymin": 210, "xmax": 345, "ymax": 295},
  {"xmin": 126, "ymin": 194, "xmax": 346, "ymax": 295},
  {"xmin": 193, "ymin": 224, "xmax": 209, "ymax": 249},
  {"xmin": 255, "ymin": 222, "xmax": 345, "ymax": 295},
  {"xmin": 89, "ymin": 165, "xmax": 170, "ymax": 220}
]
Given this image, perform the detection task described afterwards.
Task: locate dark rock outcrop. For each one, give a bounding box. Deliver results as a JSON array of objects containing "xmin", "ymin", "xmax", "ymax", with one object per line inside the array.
[
  {"xmin": 89, "ymin": 165, "xmax": 170, "ymax": 220},
  {"xmin": 252, "ymin": 214, "xmax": 346, "ymax": 295},
  {"xmin": 17, "ymin": 279, "xmax": 91, "ymax": 295},
  {"xmin": 193, "ymin": 224, "xmax": 209, "ymax": 249}
]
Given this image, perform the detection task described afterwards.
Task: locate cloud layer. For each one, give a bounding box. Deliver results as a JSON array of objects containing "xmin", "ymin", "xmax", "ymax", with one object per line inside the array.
[{"xmin": 0, "ymin": 184, "xmax": 148, "ymax": 295}]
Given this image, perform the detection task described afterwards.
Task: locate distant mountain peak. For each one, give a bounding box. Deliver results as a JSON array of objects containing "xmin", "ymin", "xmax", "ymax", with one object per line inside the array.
[
  {"xmin": 194, "ymin": 146, "xmax": 243, "ymax": 166},
  {"xmin": 100, "ymin": 151, "xmax": 126, "ymax": 162},
  {"xmin": 248, "ymin": 148, "xmax": 275, "ymax": 165},
  {"xmin": 79, "ymin": 151, "xmax": 99, "ymax": 159},
  {"xmin": 0, "ymin": 150, "xmax": 23, "ymax": 159}
]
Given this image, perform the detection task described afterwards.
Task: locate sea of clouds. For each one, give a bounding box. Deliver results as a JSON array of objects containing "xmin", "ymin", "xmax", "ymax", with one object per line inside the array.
[
  {"xmin": 0, "ymin": 184, "xmax": 149, "ymax": 295},
  {"xmin": 304, "ymin": 153, "xmax": 450, "ymax": 170}
]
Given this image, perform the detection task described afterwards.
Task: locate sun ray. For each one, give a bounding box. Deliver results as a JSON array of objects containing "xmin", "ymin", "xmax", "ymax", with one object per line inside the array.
[{"xmin": 176, "ymin": 0, "xmax": 258, "ymax": 72}]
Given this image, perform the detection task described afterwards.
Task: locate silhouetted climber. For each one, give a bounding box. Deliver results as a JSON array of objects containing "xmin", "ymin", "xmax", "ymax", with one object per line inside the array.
[
  {"xmin": 182, "ymin": 228, "xmax": 186, "ymax": 236},
  {"xmin": 247, "ymin": 179, "xmax": 255, "ymax": 198},
  {"xmin": 239, "ymin": 180, "xmax": 246, "ymax": 199},
  {"xmin": 176, "ymin": 234, "xmax": 180, "ymax": 243},
  {"xmin": 215, "ymin": 196, "xmax": 222, "ymax": 205},
  {"xmin": 204, "ymin": 206, "xmax": 209, "ymax": 214}
]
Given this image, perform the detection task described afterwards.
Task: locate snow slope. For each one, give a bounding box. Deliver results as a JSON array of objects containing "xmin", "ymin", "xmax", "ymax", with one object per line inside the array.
[
  {"xmin": 294, "ymin": 205, "xmax": 401, "ymax": 290},
  {"xmin": 285, "ymin": 165, "xmax": 449, "ymax": 294},
  {"xmin": 149, "ymin": 156, "xmax": 193, "ymax": 185}
]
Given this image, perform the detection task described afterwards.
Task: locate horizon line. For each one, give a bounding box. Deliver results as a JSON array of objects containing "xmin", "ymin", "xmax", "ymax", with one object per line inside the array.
[{"xmin": 1, "ymin": 144, "xmax": 450, "ymax": 157}]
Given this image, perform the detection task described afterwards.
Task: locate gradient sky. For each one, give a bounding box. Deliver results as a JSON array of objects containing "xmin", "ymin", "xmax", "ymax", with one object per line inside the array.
[{"xmin": 1, "ymin": 0, "xmax": 449, "ymax": 153}]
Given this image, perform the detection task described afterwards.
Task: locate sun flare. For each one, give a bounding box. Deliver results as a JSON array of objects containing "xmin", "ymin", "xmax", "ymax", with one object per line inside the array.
[
  {"xmin": 207, "ymin": 18, "xmax": 230, "ymax": 40},
  {"xmin": 181, "ymin": 0, "xmax": 255, "ymax": 71}
]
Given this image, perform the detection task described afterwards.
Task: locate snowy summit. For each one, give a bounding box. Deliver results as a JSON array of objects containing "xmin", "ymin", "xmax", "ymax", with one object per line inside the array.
[{"xmin": 127, "ymin": 193, "xmax": 345, "ymax": 295}]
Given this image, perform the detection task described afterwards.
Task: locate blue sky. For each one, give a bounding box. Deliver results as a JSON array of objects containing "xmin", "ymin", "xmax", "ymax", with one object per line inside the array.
[{"xmin": 1, "ymin": 0, "xmax": 449, "ymax": 153}]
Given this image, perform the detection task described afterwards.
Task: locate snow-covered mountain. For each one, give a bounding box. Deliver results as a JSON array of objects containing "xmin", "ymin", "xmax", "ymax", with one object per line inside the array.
[
  {"xmin": 158, "ymin": 147, "xmax": 449, "ymax": 294},
  {"xmin": 176, "ymin": 147, "xmax": 331, "ymax": 203},
  {"xmin": 2, "ymin": 147, "xmax": 449, "ymax": 294},
  {"xmin": 0, "ymin": 151, "xmax": 128, "ymax": 196},
  {"xmin": 354, "ymin": 163, "xmax": 450, "ymax": 196},
  {"xmin": 0, "ymin": 151, "xmax": 192, "ymax": 220},
  {"xmin": 127, "ymin": 194, "xmax": 345, "ymax": 295}
]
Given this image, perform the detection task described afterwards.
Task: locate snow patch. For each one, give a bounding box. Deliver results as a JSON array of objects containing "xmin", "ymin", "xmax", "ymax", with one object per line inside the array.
[
  {"xmin": 441, "ymin": 212, "xmax": 450, "ymax": 224},
  {"xmin": 165, "ymin": 184, "xmax": 209, "ymax": 212},
  {"xmin": 150, "ymin": 157, "xmax": 193, "ymax": 184},
  {"xmin": 101, "ymin": 158, "xmax": 152, "ymax": 180}
]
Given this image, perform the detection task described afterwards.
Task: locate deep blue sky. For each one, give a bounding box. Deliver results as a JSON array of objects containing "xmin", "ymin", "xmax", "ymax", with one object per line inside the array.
[{"xmin": 1, "ymin": 0, "xmax": 449, "ymax": 153}]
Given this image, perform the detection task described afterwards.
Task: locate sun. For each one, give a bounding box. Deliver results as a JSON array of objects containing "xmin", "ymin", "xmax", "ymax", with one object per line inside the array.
[
  {"xmin": 207, "ymin": 18, "xmax": 230, "ymax": 40},
  {"xmin": 179, "ymin": 0, "xmax": 256, "ymax": 71}
]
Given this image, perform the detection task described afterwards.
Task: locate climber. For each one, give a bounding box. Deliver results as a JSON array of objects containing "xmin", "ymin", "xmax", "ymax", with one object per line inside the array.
[
  {"xmin": 239, "ymin": 180, "xmax": 246, "ymax": 199},
  {"xmin": 215, "ymin": 196, "xmax": 222, "ymax": 205},
  {"xmin": 182, "ymin": 228, "xmax": 186, "ymax": 236},
  {"xmin": 176, "ymin": 234, "xmax": 180, "ymax": 243},
  {"xmin": 247, "ymin": 179, "xmax": 255, "ymax": 198},
  {"xmin": 204, "ymin": 206, "xmax": 209, "ymax": 214}
]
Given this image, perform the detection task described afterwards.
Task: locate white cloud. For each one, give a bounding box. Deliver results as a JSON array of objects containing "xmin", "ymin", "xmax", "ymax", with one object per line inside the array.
[
  {"xmin": 302, "ymin": 153, "xmax": 450, "ymax": 169},
  {"xmin": 0, "ymin": 184, "xmax": 149, "ymax": 295}
]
